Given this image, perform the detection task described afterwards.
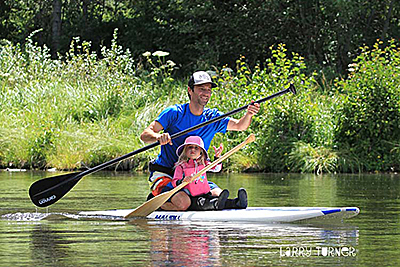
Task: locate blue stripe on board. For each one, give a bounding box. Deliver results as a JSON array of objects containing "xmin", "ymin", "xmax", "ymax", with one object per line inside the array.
[
  {"xmin": 345, "ymin": 208, "xmax": 358, "ymax": 212},
  {"xmin": 247, "ymin": 207, "xmax": 330, "ymax": 211},
  {"xmin": 321, "ymin": 209, "xmax": 341, "ymax": 215}
]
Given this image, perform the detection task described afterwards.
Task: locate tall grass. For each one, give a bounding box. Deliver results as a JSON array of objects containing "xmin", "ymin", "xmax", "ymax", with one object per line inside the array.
[
  {"xmin": 0, "ymin": 29, "xmax": 181, "ymax": 170},
  {"xmin": 1, "ymin": 30, "xmax": 400, "ymax": 173}
]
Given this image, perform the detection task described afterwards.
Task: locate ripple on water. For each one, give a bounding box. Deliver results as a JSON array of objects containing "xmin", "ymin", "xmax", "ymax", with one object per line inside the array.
[{"xmin": 1, "ymin": 212, "xmax": 80, "ymax": 221}]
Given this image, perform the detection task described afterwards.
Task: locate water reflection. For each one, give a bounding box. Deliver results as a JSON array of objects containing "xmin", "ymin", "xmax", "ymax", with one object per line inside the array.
[
  {"xmin": 150, "ymin": 226, "xmax": 221, "ymax": 266},
  {"xmin": 30, "ymin": 224, "xmax": 70, "ymax": 266},
  {"xmin": 129, "ymin": 219, "xmax": 359, "ymax": 266},
  {"xmin": 2, "ymin": 171, "xmax": 400, "ymax": 266},
  {"xmin": 0, "ymin": 216, "xmax": 361, "ymax": 266}
]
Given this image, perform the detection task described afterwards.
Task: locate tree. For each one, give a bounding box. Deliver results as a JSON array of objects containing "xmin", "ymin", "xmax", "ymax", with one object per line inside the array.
[{"xmin": 51, "ymin": 0, "xmax": 62, "ymax": 58}]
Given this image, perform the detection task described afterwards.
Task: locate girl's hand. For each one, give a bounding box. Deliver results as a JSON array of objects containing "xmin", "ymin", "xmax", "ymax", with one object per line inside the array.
[
  {"xmin": 213, "ymin": 143, "xmax": 224, "ymax": 158},
  {"xmin": 183, "ymin": 174, "xmax": 194, "ymax": 183}
]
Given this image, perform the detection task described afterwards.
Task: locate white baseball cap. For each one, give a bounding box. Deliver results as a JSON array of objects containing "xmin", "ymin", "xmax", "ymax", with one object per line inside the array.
[{"xmin": 188, "ymin": 71, "xmax": 217, "ymax": 88}]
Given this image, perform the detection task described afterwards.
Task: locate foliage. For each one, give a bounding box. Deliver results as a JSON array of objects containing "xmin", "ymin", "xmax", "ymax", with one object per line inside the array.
[
  {"xmin": 1, "ymin": 31, "xmax": 400, "ymax": 173},
  {"xmin": 207, "ymin": 44, "xmax": 345, "ymax": 173},
  {"xmin": 0, "ymin": 30, "xmax": 179, "ymax": 170},
  {"xmin": 1, "ymin": 1, "xmax": 400, "ymax": 76},
  {"xmin": 335, "ymin": 40, "xmax": 400, "ymax": 172},
  {"xmin": 289, "ymin": 141, "xmax": 338, "ymax": 174}
]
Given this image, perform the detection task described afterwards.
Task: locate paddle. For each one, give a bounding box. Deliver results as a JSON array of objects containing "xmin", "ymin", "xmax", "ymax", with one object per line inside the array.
[
  {"xmin": 124, "ymin": 134, "xmax": 256, "ymax": 218},
  {"xmin": 29, "ymin": 84, "xmax": 296, "ymax": 207}
]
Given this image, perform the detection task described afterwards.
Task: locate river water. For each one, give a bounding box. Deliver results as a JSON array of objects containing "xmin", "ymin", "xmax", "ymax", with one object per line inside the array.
[{"xmin": 0, "ymin": 171, "xmax": 399, "ymax": 266}]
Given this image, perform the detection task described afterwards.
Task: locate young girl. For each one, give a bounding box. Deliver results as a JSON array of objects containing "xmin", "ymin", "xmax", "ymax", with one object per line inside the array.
[{"xmin": 161, "ymin": 135, "xmax": 247, "ymax": 211}]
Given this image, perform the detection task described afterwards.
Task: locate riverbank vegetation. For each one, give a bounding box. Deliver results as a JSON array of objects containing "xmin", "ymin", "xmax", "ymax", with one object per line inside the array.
[{"xmin": 1, "ymin": 32, "xmax": 400, "ymax": 173}]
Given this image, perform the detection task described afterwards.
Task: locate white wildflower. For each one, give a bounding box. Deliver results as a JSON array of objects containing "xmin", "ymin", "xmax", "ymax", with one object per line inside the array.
[
  {"xmin": 152, "ymin": 51, "xmax": 169, "ymax": 57},
  {"xmin": 142, "ymin": 51, "xmax": 151, "ymax": 57},
  {"xmin": 167, "ymin": 60, "xmax": 176, "ymax": 67}
]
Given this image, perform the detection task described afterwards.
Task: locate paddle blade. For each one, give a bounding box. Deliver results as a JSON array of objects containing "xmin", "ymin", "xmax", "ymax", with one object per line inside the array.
[
  {"xmin": 125, "ymin": 191, "xmax": 175, "ymax": 218},
  {"xmin": 29, "ymin": 172, "xmax": 82, "ymax": 207}
]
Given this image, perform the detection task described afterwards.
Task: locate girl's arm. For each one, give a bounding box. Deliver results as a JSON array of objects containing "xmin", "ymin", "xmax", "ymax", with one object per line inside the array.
[
  {"xmin": 171, "ymin": 165, "xmax": 184, "ymax": 187},
  {"xmin": 172, "ymin": 165, "xmax": 194, "ymax": 186},
  {"xmin": 213, "ymin": 143, "xmax": 223, "ymax": 159}
]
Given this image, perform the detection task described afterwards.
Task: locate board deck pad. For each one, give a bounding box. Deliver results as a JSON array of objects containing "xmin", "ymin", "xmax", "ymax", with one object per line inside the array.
[{"xmin": 79, "ymin": 207, "xmax": 360, "ymax": 223}]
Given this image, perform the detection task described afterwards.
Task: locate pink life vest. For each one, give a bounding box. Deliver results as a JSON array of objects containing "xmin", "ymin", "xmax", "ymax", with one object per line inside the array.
[{"xmin": 172, "ymin": 159, "xmax": 221, "ymax": 197}]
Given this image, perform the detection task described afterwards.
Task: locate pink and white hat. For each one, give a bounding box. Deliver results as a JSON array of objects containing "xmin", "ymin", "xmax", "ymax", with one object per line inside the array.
[{"xmin": 176, "ymin": 136, "xmax": 209, "ymax": 159}]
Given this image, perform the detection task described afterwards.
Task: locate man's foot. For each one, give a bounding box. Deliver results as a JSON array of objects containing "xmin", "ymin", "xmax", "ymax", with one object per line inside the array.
[
  {"xmin": 217, "ymin": 189, "xmax": 229, "ymax": 210},
  {"xmin": 236, "ymin": 188, "xmax": 248, "ymax": 209}
]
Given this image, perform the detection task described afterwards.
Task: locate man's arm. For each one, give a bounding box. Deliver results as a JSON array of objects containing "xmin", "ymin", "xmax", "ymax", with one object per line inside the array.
[
  {"xmin": 140, "ymin": 121, "xmax": 172, "ymax": 145},
  {"xmin": 226, "ymin": 101, "xmax": 260, "ymax": 131}
]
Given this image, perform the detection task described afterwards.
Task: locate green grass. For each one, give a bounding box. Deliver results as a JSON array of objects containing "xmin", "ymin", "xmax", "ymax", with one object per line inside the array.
[{"xmin": 1, "ymin": 31, "xmax": 400, "ymax": 173}]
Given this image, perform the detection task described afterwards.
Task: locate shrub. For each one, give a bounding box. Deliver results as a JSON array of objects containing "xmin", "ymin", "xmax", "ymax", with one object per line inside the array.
[
  {"xmin": 335, "ymin": 40, "xmax": 400, "ymax": 172},
  {"xmin": 289, "ymin": 141, "xmax": 338, "ymax": 174}
]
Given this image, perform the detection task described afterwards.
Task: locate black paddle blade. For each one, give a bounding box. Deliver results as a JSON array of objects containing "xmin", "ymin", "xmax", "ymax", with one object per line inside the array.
[{"xmin": 29, "ymin": 172, "xmax": 82, "ymax": 207}]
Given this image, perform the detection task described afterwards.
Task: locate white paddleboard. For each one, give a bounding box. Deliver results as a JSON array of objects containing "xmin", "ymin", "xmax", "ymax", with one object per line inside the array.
[{"xmin": 79, "ymin": 207, "xmax": 360, "ymax": 223}]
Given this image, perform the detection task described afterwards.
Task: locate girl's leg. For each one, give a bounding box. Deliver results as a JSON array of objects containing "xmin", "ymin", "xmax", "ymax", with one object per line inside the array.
[
  {"xmin": 208, "ymin": 181, "xmax": 223, "ymax": 197},
  {"xmin": 210, "ymin": 187, "xmax": 223, "ymax": 197},
  {"xmin": 224, "ymin": 188, "xmax": 248, "ymax": 209},
  {"xmin": 189, "ymin": 190, "xmax": 229, "ymax": 211}
]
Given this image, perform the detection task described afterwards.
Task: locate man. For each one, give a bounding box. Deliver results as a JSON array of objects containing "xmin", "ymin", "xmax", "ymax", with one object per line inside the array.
[{"xmin": 140, "ymin": 71, "xmax": 260, "ymax": 210}]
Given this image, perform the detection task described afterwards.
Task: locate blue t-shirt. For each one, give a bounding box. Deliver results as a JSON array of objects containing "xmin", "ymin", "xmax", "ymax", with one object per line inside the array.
[{"xmin": 154, "ymin": 103, "xmax": 230, "ymax": 168}]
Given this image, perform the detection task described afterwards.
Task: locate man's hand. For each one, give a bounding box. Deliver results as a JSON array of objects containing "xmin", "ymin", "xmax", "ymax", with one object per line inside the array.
[
  {"xmin": 226, "ymin": 100, "xmax": 260, "ymax": 131},
  {"xmin": 140, "ymin": 121, "xmax": 173, "ymax": 144},
  {"xmin": 247, "ymin": 100, "xmax": 260, "ymax": 116},
  {"xmin": 157, "ymin": 133, "xmax": 173, "ymax": 145}
]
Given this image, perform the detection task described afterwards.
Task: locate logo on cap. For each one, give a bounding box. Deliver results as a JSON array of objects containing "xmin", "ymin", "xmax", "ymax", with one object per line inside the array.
[{"xmin": 191, "ymin": 71, "xmax": 217, "ymax": 88}]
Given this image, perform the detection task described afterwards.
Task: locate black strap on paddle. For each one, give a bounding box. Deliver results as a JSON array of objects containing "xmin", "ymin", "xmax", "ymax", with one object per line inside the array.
[{"xmin": 29, "ymin": 84, "xmax": 296, "ymax": 207}]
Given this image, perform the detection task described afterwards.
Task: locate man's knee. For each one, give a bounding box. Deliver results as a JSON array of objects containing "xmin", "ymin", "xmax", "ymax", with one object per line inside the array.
[
  {"xmin": 175, "ymin": 201, "xmax": 191, "ymax": 211},
  {"xmin": 172, "ymin": 193, "xmax": 191, "ymax": 210}
]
